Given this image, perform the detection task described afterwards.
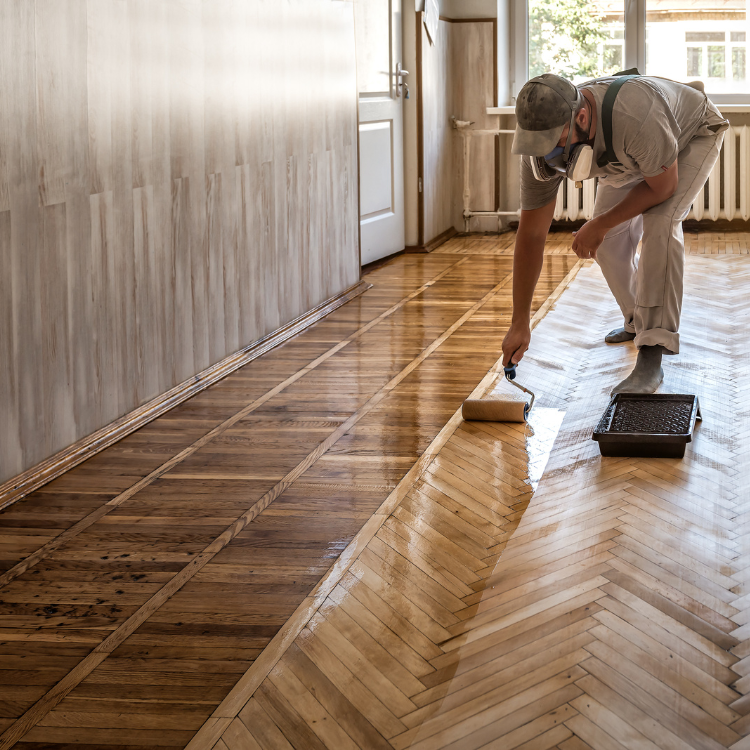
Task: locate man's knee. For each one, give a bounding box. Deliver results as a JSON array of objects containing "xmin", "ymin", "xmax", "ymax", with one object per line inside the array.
[
  {"xmin": 637, "ymin": 215, "xmax": 684, "ymax": 308},
  {"xmin": 642, "ymin": 213, "xmax": 683, "ymax": 249}
]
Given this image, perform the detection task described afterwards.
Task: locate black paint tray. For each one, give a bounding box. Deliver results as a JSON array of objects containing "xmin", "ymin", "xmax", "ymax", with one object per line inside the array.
[{"xmin": 592, "ymin": 393, "xmax": 701, "ymax": 458}]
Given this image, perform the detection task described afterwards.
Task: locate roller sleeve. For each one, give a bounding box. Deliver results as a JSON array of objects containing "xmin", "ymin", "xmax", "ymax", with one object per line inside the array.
[{"xmin": 461, "ymin": 399, "xmax": 527, "ymax": 423}]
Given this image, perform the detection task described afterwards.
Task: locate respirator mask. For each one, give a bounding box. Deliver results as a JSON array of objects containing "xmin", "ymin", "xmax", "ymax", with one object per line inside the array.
[{"xmin": 530, "ymin": 94, "xmax": 594, "ymax": 186}]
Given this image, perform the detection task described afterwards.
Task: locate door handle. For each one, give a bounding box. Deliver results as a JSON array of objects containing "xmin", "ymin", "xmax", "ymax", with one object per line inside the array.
[{"xmin": 396, "ymin": 62, "xmax": 410, "ymax": 98}]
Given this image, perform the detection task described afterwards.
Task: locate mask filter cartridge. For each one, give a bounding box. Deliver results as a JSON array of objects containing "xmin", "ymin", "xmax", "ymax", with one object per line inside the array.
[{"xmin": 530, "ymin": 143, "xmax": 594, "ymax": 186}]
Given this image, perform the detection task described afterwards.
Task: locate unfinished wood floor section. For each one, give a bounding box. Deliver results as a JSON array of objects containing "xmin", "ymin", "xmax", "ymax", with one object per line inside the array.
[
  {"xmin": 0, "ymin": 250, "xmax": 575, "ymax": 749},
  {"xmin": 202, "ymin": 245, "xmax": 750, "ymax": 750}
]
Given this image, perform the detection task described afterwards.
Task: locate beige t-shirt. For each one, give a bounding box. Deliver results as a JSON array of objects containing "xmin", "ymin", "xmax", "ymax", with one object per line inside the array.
[{"xmin": 520, "ymin": 76, "xmax": 728, "ymax": 210}]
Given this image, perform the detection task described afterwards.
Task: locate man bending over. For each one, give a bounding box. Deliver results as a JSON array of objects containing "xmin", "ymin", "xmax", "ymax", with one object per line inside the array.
[{"xmin": 501, "ymin": 72, "xmax": 727, "ymax": 393}]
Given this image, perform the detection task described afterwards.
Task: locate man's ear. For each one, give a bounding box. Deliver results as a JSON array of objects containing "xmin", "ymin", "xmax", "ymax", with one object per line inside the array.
[{"xmin": 576, "ymin": 105, "xmax": 588, "ymax": 127}]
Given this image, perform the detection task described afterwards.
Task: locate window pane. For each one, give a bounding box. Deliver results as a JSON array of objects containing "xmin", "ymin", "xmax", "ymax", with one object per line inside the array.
[
  {"xmin": 708, "ymin": 45, "xmax": 726, "ymax": 76},
  {"xmin": 646, "ymin": 0, "xmax": 748, "ymax": 94},
  {"xmin": 604, "ymin": 44, "xmax": 624, "ymax": 70},
  {"xmin": 528, "ymin": 0, "xmax": 625, "ymax": 82},
  {"xmin": 687, "ymin": 46, "xmax": 703, "ymax": 75},
  {"xmin": 734, "ymin": 46, "xmax": 747, "ymax": 78}
]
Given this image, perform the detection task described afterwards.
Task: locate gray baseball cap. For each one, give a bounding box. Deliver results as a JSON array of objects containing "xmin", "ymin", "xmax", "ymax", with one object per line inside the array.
[{"xmin": 511, "ymin": 74, "xmax": 581, "ymax": 157}]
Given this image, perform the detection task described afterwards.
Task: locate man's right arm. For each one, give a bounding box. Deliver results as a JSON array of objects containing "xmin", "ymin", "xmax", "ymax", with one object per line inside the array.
[{"xmin": 501, "ymin": 198, "xmax": 557, "ymax": 366}]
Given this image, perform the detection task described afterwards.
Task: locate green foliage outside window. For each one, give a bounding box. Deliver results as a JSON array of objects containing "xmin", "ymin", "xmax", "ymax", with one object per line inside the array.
[
  {"xmin": 708, "ymin": 46, "xmax": 726, "ymax": 77},
  {"xmin": 733, "ymin": 47, "xmax": 746, "ymax": 80},
  {"xmin": 687, "ymin": 47, "xmax": 702, "ymax": 77},
  {"xmin": 603, "ymin": 44, "xmax": 623, "ymax": 71},
  {"xmin": 529, "ymin": 0, "xmax": 614, "ymax": 79}
]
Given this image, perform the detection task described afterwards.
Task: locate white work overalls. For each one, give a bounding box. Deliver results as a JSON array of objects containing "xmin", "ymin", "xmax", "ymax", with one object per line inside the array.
[{"xmin": 593, "ymin": 127, "xmax": 726, "ymax": 354}]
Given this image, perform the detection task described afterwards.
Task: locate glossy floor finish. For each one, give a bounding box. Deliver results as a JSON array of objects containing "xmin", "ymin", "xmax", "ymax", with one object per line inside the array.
[
  {"xmin": 197, "ymin": 235, "xmax": 750, "ymax": 750},
  {"xmin": 0, "ymin": 244, "xmax": 575, "ymax": 748},
  {"xmin": 438, "ymin": 229, "xmax": 750, "ymax": 256}
]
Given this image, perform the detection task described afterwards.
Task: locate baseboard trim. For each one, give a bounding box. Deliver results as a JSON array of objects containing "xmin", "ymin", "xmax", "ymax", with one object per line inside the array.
[
  {"xmin": 541, "ymin": 219, "xmax": 750, "ymax": 233},
  {"xmin": 0, "ymin": 279, "xmax": 372, "ymax": 512},
  {"xmin": 405, "ymin": 227, "xmax": 458, "ymax": 254},
  {"xmin": 682, "ymin": 219, "xmax": 750, "ymax": 231}
]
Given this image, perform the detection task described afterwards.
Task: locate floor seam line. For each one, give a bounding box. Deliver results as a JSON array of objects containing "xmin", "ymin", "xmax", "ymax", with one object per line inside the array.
[
  {"xmin": 181, "ymin": 260, "xmax": 587, "ymax": 747},
  {"xmin": 0, "ymin": 264, "xmax": 529, "ymax": 749},
  {"xmin": 0, "ymin": 256, "xmax": 472, "ymax": 591}
]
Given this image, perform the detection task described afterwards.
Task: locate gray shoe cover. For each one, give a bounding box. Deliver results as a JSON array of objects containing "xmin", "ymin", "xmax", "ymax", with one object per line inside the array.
[
  {"xmin": 611, "ymin": 345, "xmax": 664, "ymax": 395},
  {"xmin": 605, "ymin": 327, "xmax": 636, "ymax": 344}
]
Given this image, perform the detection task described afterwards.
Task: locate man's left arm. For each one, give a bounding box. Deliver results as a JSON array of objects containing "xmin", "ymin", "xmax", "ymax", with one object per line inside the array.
[{"xmin": 571, "ymin": 161, "xmax": 678, "ymax": 260}]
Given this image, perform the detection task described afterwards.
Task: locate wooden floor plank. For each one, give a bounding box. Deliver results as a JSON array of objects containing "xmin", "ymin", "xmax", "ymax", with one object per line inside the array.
[
  {"xmin": 4, "ymin": 252, "xmax": 578, "ymax": 748},
  {"xmin": 200, "ymin": 242, "xmax": 750, "ymax": 750},
  {"xmin": 6, "ymin": 233, "xmax": 750, "ymax": 749}
]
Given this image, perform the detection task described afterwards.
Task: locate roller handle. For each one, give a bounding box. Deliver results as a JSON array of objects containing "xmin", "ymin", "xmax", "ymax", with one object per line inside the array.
[{"xmin": 503, "ymin": 362, "xmax": 535, "ymax": 415}]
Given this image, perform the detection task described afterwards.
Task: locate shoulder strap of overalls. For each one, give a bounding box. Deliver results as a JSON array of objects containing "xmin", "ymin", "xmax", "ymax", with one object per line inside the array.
[{"xmin": 597, "ymin": 72, "xmax": 641, "ymax": 168}]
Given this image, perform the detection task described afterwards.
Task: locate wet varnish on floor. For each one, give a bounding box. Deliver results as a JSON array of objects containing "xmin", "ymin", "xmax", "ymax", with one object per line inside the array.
[
  {"xmin": 5, "ymin": 231, "xmax": 750, "ymax": 750},
  {"xmin": 0, "ymin": 239, "xmax": 575, "ymax": 748},
  {"xmin": 195, "ymin": 232, "xmax": 750, "ymax": 750}
]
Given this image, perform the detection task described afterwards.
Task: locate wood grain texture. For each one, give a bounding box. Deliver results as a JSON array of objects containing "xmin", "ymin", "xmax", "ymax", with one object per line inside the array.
[
  {"xmin": 0, "ymin": 246, "xmax": 576, "ymax": 748},
  {"xmin": 420, "ymin": 18, "xmax": 453, "ymax": 246},
  {"xmin": 0, "ymin": 0, "xmax": 360, "ymax": 485},
  {"xmin": 0, "ymin": 279, "xmax": 370, "ymax": 513},
  {"xmin": 420, "ymin": 18, "xmax": 496, "ymax": 244},
  {"xmin": 436, "ymin": 230, "xmax": 750, "ymax": 256},
  {"xmin": 200, "ymin": 234, "xmax": 750, "ymax": 750},
  {"xmin": 449, "ymin": 20, "xmax": 496, "ymax": 228}
]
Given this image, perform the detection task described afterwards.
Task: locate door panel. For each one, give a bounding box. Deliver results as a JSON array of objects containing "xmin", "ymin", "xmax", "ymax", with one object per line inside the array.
[
  {"xmin": 355, "ymin": 0, "xmax": 405, "ymax": 265},
  {"xmin": 359, "ymin": 121, "xmax": 393, "ymax": 219}
]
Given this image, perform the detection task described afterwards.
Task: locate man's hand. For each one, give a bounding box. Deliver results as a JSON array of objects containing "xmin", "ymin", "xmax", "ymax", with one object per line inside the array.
[
  {"xmin": 572, "ymin": 217, "xmax": 607, "ymax": 260},
  {"xmin": 584, "ymin": 161, "xmax": 678, "ymax": 246},
  {"xmin": 502, "ymin": 321, "xmax": 531, "ymax": 366}
]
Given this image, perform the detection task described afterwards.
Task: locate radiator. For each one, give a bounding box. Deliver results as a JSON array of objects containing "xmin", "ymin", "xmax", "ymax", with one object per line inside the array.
[{"xmin": 552, "ymin": 125, "xmax": 750, "ymax": 223}]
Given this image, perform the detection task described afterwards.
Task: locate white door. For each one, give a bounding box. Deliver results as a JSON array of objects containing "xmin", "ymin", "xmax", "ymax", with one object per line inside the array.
[{"xmin": 354, "ymin": 0, "xmax": 406, "ymax": 265}]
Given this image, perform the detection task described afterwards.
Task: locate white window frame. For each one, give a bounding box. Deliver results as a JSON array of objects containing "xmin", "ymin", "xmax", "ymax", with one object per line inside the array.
[{"xmin": 510, "ymin": 0, "xmax": 750, "ymax": 104}]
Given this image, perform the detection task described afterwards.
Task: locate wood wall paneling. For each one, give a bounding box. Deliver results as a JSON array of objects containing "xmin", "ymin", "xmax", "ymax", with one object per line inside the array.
[
  {"xmin": 450, "ymin": 20, "xmax": 497, "ymax": 229},
  {"xmin": 0, "ymin": 0, "xmax": 361, "ymax": 485},
  {"xmin": 0, "ymin": 211, "xmax": 17, "ymax": 476},
  {"xmin": 418, "ymin": 16, "xmax": 497, "ymax": 243},
  {"xmin": 420, "ymin": 19, "xmax": 453, "ymax": 245}
]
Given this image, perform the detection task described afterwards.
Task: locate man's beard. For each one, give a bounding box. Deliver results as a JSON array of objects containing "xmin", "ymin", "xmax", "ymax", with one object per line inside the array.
[{"xmin": 574, "ymin": 120, "xmax": 590, "ymax": 145}]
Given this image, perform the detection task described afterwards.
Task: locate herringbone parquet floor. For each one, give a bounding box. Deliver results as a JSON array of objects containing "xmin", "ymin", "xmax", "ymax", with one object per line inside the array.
[
  {"xmin": 0, "ymin": 247, "xmax": 576, "ymax": 748},
  {"xmin": 437, "ymin": 230, "xmax": 750, "ymax": 256},
  {"xmin": 194, "ymin": 249, "xmax": 750, "ymax": 750}
]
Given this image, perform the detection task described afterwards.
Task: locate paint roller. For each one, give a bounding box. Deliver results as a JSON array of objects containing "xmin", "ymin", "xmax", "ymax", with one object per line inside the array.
[{"xmin": 462, "ymin": 363, "xmax": 535, "ymax": 423}]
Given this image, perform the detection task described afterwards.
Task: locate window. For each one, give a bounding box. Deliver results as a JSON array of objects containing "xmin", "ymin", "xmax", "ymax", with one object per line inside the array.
[
  {"xmin": 517, "ymin": 0, "xmax": 750, "ymax": 102},
  {"xmin": 528, "ymin": 0, "xmax": 625, "ymax": 83},
  {"xmin": 604, "ymin": 44, "xmax": 624, "ymax": 70},
  {"xmin": 733, "ymin": 47, "xmax": 747, "ymax": 79},
  {"xmin": 687, "ymin": 47, "xmax": 702, "ymax": 76},
  {"xmin": 646, "ymin": 0, "xmax": 747, "ymax": 96},
  {"xmin": 708, "ymin": 45, "xmax": 726, "ymax": 77},
  {"xmin": 683, "ymin": 33, "xmax": 728, "ymax": 78}
]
